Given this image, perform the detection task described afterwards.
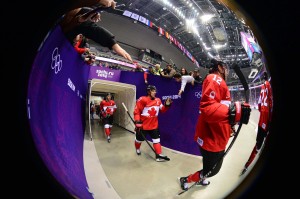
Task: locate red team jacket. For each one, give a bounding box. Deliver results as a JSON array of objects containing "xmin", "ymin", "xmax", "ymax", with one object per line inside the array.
[
  {"xmin": 73, "ymin": 40, "xmax": 86, "ymax": 54},
  {"xmin": 194, "ymin": 73, "xmax": 232, "ymax": 152},
  {"xmin": 134, "ymin": 96, "xmax": 169, "ymax": 130},
  {"xmin": 100, "ymin": 100, "xmax": 117, "ymax": 118},
  {"xmin": 258, "ymin": 80, "xmax": 272, "ymax": 130}
]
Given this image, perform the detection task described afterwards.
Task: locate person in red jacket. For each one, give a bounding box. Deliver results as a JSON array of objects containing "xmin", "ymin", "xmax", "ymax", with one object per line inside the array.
[
  {"xmin": 73, "ymin": 34, "xmax": 90, "ymax": 55},
  {"xmin": 241, "ymin": 71, "xmax": 273, "ymax": 175},
  {"xmin": 99, "ymin": 93, "xmax": 117, "ymax": 143},
  {"xmin": 60, "ymin": 2, "xmax": 133, "ymax": 62},
  {"xmin": 144, "ymin": 65, "xmax": 155, "ymax": 84},
  {"xmin": 134, "ymin": 85, "xmax": 172, "ymax": 162},
  {"xmin": 179, "ymin": 59, "xmax": 251, "ymax": 191}
]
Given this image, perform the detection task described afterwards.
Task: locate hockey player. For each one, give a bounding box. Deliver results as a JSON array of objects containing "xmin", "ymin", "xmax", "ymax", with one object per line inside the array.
[
  {"xmin": 179, "ymin": 59, "xmax": 251, "ymax": 190},
  {"xmin": 100, "ymin": 93, "xmax": 117, "ymax": 143},
  {"xmin": 241, "ymin": 71, "xmax": 272, "ymax": 175},
  {"xmin": 134, "ymin": 85, "xmax": 172, "ymax": 162}
]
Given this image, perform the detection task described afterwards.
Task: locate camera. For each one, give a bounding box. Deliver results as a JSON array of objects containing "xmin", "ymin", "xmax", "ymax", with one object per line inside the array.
[{"xmin": 161, "ymin": 68, "xmax": 167, "ymax": 75}]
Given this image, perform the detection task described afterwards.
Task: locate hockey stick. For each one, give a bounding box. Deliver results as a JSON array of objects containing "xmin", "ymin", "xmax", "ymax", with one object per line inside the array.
[
  {"xmin": 113, "ymin": 122, "xmax": 135, "ymax": 134},
  {"xmin": 177, "ymin": 121, "xmax": 243, "ymax": 195},
  {"xmin": 121, "ymin": 102, "xmax": 170, "ymax": 161},
  {"xmin": 240, "ymin": 76, "xmax": 271, "ymax": 175},
  {"xmin": 178, "ymin": 64, "xmax": 249, "ymax": 195},
  {"xmin": 178, "ymin": 39, "xmax": 250, "ymax": 195}
]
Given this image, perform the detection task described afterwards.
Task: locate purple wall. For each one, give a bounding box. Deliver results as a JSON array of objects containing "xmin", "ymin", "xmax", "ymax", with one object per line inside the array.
[
  {"xmin": 27, "ymin": 24, "xmax": 203, "ymax": 198},
  {"xmin": 27, "ymin": 25, "xmax": 93, "ymax": 199},
  {"xmin": 118, "ymin": 71, "xmax": 202, "ymax": 155}
]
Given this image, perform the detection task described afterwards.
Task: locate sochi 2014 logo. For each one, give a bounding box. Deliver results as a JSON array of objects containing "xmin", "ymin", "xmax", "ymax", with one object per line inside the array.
[{"xmin": 51, "ymin": 47, "xmax": 62, "ymax": 74}]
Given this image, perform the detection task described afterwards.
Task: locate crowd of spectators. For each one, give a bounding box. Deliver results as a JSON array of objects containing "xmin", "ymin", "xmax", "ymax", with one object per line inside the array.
[
  {"xmin": 71, "ymin": 32, "xmax": 205, "ymax": 97},
  {"xmin": 63, "ymin": 1, "xmax": 205, "ymax": 101},
  {"xmin": 72, "ymin": 36, "xmax": 205, "ymax": 85},
  {"xmin": 72, "ymin": 32, "xmax": 260, "ymax": 107}
]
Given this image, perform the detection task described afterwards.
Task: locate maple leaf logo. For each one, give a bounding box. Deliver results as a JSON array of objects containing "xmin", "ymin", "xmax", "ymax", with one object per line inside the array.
[
  {"xmin": 106, "ymin": 108, "xmax": 112, "ymax": 114},
  {"xmin": 148, "ymin": 107, "xmax": 157, "ymax": 117}
]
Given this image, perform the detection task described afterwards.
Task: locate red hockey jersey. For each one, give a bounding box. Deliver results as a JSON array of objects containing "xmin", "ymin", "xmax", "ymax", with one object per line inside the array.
[
  {"xmin": 134, "ymin": 96, "xmax": 169, "ymax": 130},
  {"xmin": 100, "ymin": 100, "xmax": 117, "ymax": 117},
  {"xmin": 258, "ymin": 80, "xmax": 273, "ymax": 130},
  {"xmin": 199, "ymin": 74, "xmax": 231, "ymax": 120},
  {"xmin": 194, "ymin": 73, "xmax": 232, "ymax": 152}
]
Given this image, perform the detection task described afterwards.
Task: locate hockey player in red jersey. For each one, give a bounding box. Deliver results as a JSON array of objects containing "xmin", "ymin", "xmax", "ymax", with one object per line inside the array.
[
  {"xmin": 99, "ymin": 93, "xmax": 117, "ymax": 143},
  {"xmin": 179, "ymin": 59, "xmax": 251, "ymax": 190},
  {"xmin": 241, "ymin": 71, "xmax": 273, "ymax": 175},
  {"xmin": 134, "ymin": 85, "xmax": 172, "ymax": 162}
]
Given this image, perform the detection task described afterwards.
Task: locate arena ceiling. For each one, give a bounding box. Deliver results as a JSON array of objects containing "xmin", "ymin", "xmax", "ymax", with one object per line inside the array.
[
  {"xmin": 97, "ymin": 0, "xmax": 266, "ymax": 86},
  {"xmin": 113, "ymin": 0, "xmax": 259, "ymax": 68}
]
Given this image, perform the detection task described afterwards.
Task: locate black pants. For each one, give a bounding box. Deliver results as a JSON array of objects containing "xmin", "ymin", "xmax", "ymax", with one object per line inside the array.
[
  {"xmin": 136, "ymin": 129, "xmax": 160, "ymax": 142},
  {"xmin": 200, "ymin": 147, "xmax": 225, "ymax": 178},
  {"xmin": 102, "ymin": 115, "xmax": 113, "ymax": 125},
  {"xmin": 256, "ymin": 126, "xmax": 268, "ymax": 150}
]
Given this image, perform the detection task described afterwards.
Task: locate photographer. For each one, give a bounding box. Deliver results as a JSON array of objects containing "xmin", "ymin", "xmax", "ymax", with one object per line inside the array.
[
  {"xmin": 73, "ymin": 33, "xmax": 90, "ymax": 55},
  {"xmin": 160, "ymin": 64, "xmax": 176, "ymax": 78},
  {"xmin": 60, "ymin": 1, "xmax": 133, "ymax": 62}
]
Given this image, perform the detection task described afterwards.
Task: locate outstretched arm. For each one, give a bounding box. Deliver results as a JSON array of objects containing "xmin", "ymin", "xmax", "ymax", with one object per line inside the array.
[{"xmin": 112, "ymin": 43, "xmax": 133, "ymax": 62}]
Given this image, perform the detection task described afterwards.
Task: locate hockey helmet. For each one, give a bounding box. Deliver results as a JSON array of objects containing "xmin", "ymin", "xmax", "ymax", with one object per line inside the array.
[
  {"xmin": 105, "ymin": 93, "xmax": 112, "ymax": 99},
  {"xmin": 146, "ymin": 85, "xmax": 156, "ymax": 92},
  {"xmin": 210, "ymin": 59, "xmax": 226, "ymax": 69}
]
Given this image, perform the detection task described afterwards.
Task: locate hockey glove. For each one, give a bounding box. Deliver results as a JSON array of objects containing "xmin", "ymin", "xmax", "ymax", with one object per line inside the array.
[
  {"xmin": 241, "ymin": 102, "xmax": 251, "ymax": 124},
  {"xmin": 229, "ymin": 101, "xmax": 251, "ymax": 125},
  {"xmin": 164, "ymin": 97, "xmax": 173, "ymax": 107},
  {"xmin": 134, "ymin": 120, "xmax": 143, "ymax": 132}
]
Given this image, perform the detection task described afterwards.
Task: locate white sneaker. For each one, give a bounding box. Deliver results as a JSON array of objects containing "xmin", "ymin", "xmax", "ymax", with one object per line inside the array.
[
  {"xmin": 195, "ymin": 179, "xmax": 210, "ymax": 186},
  {"xmin": 136, "ymin": 149, "xmax": 141, "ymax": 155},
  {"xmin": 155, "ymin": 154, "xmax": 170, "ymax": 162},
  {"xmin": 178, "ymin": 177, "xmax": 188, "ymax": 191}
]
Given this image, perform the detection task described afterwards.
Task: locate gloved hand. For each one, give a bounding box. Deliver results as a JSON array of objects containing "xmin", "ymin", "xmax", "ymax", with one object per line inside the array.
[
  {"xmin": 105, "ymin": 114, "xmax": 111, "ymax": 118},
  {"xmin": 164, "ymin": 97, "xmax": 173, "ymax": 107},
  {"xmin": 241, "ymin": 102, "xmax": 251, "ymax": 124},
  {"xmin": 135, "ymin": 120, "xmax": 143, "ymax": 131},
  {"xmin": 229, "ymin": 101, "xmax": 251, "ymax": 125}
]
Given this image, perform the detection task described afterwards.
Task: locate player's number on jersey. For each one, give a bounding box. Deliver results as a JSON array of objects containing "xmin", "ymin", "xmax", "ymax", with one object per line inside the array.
[{"xmin": 213, "ymin": 74, "xmax": 222, "ymax": 85}]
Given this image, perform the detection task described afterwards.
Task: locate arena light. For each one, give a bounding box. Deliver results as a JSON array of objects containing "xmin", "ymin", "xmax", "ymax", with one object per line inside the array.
[{"xmin": 200, "ymin": 14, "xmax": 214, "ymax": 23}]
